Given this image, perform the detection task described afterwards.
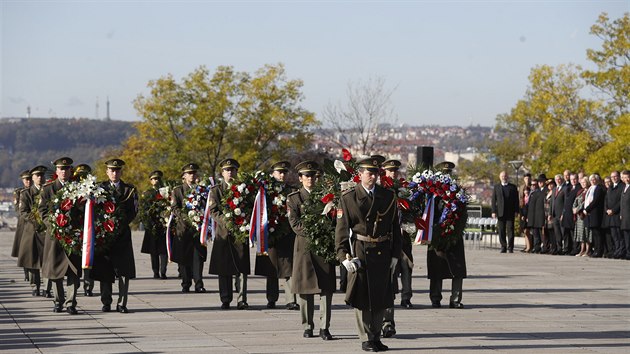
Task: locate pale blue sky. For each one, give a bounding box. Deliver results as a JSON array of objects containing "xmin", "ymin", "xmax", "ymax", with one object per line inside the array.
[{"xmin": 1, "ymin": 1, "xmax": 627, "ymax": 126}]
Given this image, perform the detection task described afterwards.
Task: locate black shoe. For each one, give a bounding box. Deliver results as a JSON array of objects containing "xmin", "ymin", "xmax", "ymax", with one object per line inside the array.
[
  {"xmin": 361, "ymin": 341, "xmax": 378, "ymax": 352},
  {"xmin": 85, "ymin": 290, "xmax": 93, "ymax": 297},
  {"xmin": 153, "ymin": 273, "xmax": 160, "ymax": 279},
  {"xmin": 266, "ymin": 301, "xmax": 276, "ymax": 309},
  {"xmin": 116, "ymin": 305, "xmax": 128, "ymax": 313},
  {"xmin": 53, "ymin": 305, "xmax": 63, "ymax": 313},
  {"xmin": 195, "ymin": 287, "xmax": 206, "ymax": 293},
  {"xmin": 286, "ymin": 302, "xmax": 299, "ymax": 310},
  {"xmin": 102, "ymin": 304, "xmax": 111, "ymax": 312},
  {"xmin": 449, "ymin": 302, "xmax": 464, "ymax": 309},
  {"xmin": 500, "ymin": 248, "xmax": 507, "ymax": 253},
  {"xmin": 181, "ymin": 287, "xmax": 190, "ymax": 293},
  {"xmin": 66, "ymin": 306, "xmax": 78, "ymax": 315},
  {"xmin": 44, "ymin": 290, "xmax": 53, "ymax": 298},
  {"xmin": 319, "ymin": 328, "xmax": 332, "ymax": 340},
  {"xmin": 374, "ymin": 341, "xmax": 389, "ymax": 351},
  {"xmin": 400, "ymin": 299, "xmax": 413, "ymax": 309},
  {"xmin": 237, "ymin": 301, "xmax": 249, "ymax": 310},
  {"xmin": 303, "ymin": 329, "xmax": 313, "ymax": 338},
  {"xmin": 32, "ymin": 289, "xmax": 40, "ymax": 297},
  {"xmin": 431, "ymin": 301, "xmax": 441, "ymax": 308},
  {"xmin": 508, "ymin": 249, "xmax": 514, "ymax": 253},
  {"xmin": 220, "ymin": 302, "xmax": 230, "ymax": 310},
  {"xmin": 382, "ymin": 324, "xmax": 396, "ymax": 338},
  {"xmin": 160, "ymin": 273, "xmax": 167, "ymax": 279}
]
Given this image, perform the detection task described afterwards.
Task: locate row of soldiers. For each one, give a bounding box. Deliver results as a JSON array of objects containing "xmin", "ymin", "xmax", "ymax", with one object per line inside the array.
[{"xmin": 12, "ymin": 155, "xmax": 464, "ymax": 352}]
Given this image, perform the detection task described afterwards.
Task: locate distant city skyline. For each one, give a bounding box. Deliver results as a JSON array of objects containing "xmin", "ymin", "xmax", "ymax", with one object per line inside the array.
[{"xmin": 1, "ymin": 1, "xmax": 627, "ymax": 127}]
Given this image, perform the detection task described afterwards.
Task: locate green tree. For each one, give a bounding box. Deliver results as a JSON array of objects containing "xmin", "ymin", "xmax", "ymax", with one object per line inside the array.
[{"xmin": 117, "ymin": 64, "xmax": 317, "ymax": 190}]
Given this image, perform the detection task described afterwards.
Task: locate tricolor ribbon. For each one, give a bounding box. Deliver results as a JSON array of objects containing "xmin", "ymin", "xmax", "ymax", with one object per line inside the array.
[
  {"xmin": 199, "ymin": 177, "xmax": 216, "ymax": 244},
  {"xmin": 249, "ymin": 186, "xmax": 269, "ymax": 254},
  {"xmin": 81, "ymin": 197, "xmax": 95, "ymax": 269},
  {"xmin": 165, "ymin": 213, "xmax": 174, "ymax": 262},
  {"xmin": 415, "ymin": 195, "xmax": 434, "ymax": 244}
]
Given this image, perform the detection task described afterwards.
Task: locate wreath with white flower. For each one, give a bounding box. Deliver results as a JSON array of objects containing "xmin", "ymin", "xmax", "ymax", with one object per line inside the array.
[
  {"xmin": 139, "ymin": 184, "xmax": 172, "ymax": 236},
  {"xmin": 182, "ymin": 183, "xmax": 211, "ymax": 233},
  {"xmin": 257, "ymin": 175, "xmax": 293, "ymax": 248},
  {"xmin": 221, "ymin": 171, "xmax": 259, "ymax": 244},
  {"xmin": 380, "ymin": 175, "xmax": 424, "ymax": 240},
  {"xmin": 408, "ymin": 168, "xmax": 469, "ymax": 250},
  {"xmin": 48, "ymin": 175, "xmax": 121, "ymax": 255}
]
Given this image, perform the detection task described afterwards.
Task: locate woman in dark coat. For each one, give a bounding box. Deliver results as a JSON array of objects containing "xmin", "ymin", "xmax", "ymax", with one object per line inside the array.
[{"xmin": 584, "ymin": 174, "xmax": 606, "ymax": 257}]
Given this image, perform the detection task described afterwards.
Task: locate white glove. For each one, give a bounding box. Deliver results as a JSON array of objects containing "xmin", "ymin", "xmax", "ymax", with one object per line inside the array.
[
  {"xmin": 390, "ymin": 257, "xmax": 399, "ymax": 270},
  {"xmin": 342, "ymin": 259, "xmax": 358, "ymax": 273}
]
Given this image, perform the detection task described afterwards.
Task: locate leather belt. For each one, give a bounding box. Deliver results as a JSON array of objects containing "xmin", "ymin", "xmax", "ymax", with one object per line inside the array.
[{"xmin": 355, "ymin": 234, "xmax": 390, "ymax": 243}]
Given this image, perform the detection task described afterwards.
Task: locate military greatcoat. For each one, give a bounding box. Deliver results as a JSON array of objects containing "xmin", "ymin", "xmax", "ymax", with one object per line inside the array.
[
  {"xmin": 170, "ymin": 184, "xmax": 208, "ymax": 266},
  {"xmin": 91, "ymin": 180, "xmax": 138, "ymax": 282},
  {"xmin": 140, "ymin": 187, "xmax": 167, "ymax": 256},
  {"xmin": 207, "ymin": 181, "xmax": 250, "ymax": 276},
  {"xmin": 287, "ymin": 187, "xmax": 336, "ymax": 294},
  {"xmin": 17, "ymin": 185, "xmax": 45, "ymax": 269},
  {"xmin": 39, "ymin": 180, "xmax": 82, "ymax": 280},
  {"xmin": 11, "ymin": 187, "xmax": 27, "ymax": 258},
  {"xmin": 335, "ymin": 184, "xmax": 402, "ymax": 311}
]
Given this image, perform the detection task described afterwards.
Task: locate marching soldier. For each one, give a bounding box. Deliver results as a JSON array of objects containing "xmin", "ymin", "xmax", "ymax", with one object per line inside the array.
[
  {"xmin": 254, "ymin": 161, "xmax": 299, "ymax": 310},
  {"xmin": 39, "ymin": 157, "xmax": 82, "ymax": 314},
  {"xmin": 287, "ymin": 161, "xmax": 336, "ymax": 340},
  {"xmin": 171, "ymin": 164, "xmax": 207, "ymax": 293},
  {"xmin": 335, "ymin": 157, "xmax": 402, "ymax": 352},
  {"xmin": 17, "ymin": 165, "xmax": 47, "ymax": 296},
  {"xmin": 140, "ymin": 170, "xmax": 168, "ymax": 279},
  {"xmin": 12, "ymin": 169, "xmax": 32, "ymax": 282},
  {"xmin": 92, "ymin": 159, "xmax": 138, "ymax": 313},
  {"xmin": 74, "ymin": 164, "xmax": 96, "ymax": 297},
  {"xmin": 208, "ymin": 158, "xmax": 250, "ymax": 309}
]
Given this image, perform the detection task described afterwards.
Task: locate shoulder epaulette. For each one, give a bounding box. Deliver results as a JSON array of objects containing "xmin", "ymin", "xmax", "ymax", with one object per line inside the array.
[
  {"xmin": 42, "ymin": 181, "xmax": 55, "ymax": 188},
  {"xmin": 342, "ymin": 186, "xmax": 355, "ymax": 196},
  {"xmin": 287, "ymin": 190, "xmax": 300, "ymax": 198}
]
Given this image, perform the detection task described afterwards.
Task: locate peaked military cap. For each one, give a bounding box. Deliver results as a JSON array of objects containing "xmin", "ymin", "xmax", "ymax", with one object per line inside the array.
[
  {"xmin": 219, "ymin": 158, "xmax": 240, "ymax": 169},
  {"xmin": 19, "ymin": 170, "xmax": 32, "ymax": 179},
  {"xmin": 382, "ymin": 159, "xmax": 401, "ymax": 171},
  {"xmin": 435, "ymin": 161, "xmax": 456, "ymax": 173},
  {"xmin": 357, "ymin": 157, "xmax": 381, "ymax": 170},
  {"xmin": 53, "ymin": 157, "xmax": 73, "ymax": 167},
  {"xmin": 271, "ymin": 161, "xmax": 291, "ymax": 172},
  {"xmin": 181, "ymin": 163, "xmax": 199, "ymax": 173},
  {"xmin": 295, "ymin": 160, "xmax": 319, "ymax": 175},
  {"xmin": 149, "ymin": 170, "xmax": 164, "ymax": 179},
  {"xmin": 30, "ymin": 165, "xmax": 48, "ymax": 175},
  {"xmin": 105, "ymin": 158, "xmax": 125, "ymax": 169},
  {"xmin": 75, "ymin": 164, "xmax": 92, "ymax": 175},
  {"xmin": 370, "ymin": 154, "xmax": 386, "ymax": 165}
]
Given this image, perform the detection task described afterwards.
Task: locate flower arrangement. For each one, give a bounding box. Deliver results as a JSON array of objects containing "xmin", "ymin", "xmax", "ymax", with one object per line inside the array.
[
  {"xmin": 380, "ymin": 175, "xmax": 423, "ymax": 239},
  {"xmin": 182, "ymin": 183, "xmax": 211, "ymax": 233},
  {"xmin": 260, "ymin": 176, "xmax": 293, "ymax": 248},
  {"xmin": 407, "ymin": 168, "xmax": 469, "ymax": 250},
  {"xmin": 221, "ymin": 171, "xmax": 259, "ymax": 244},
  {"xmin": 47, "ymin": 175, "xmax": 121, "ymax": 255},
  {"xmin": 139, "ymin": 184, "xmax": 172, "ymax": 236}
]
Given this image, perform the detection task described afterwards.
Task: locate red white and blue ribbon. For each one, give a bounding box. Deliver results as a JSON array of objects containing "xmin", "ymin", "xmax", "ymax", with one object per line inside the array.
[
  {"xmin": 415, "ymin": 195, "xmax": 434, "ymax": 244},
  {"xmin": 165, "ymin": 213, "xmax": 174, "ymax": 262},
  {"xmin": 249, "ymin": 186, "xmax": 269, "ymax": 254},
  {"xmin": 81, "ymin": 197, "xmax": 95, "ymax": 269},
  {"xmin": 199, "ymin": 177, "xmax": 216, "ymax": 244}
]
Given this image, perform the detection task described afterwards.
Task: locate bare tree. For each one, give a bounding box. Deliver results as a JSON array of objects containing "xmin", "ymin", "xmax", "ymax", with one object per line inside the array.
[{"xmin": 322, "ymin": 76, "xmax": 397, "ymax": 156}]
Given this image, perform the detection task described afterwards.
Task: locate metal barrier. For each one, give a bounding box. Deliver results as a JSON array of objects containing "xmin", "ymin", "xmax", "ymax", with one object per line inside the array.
[{"xmin": 464, "ymin": 216, "xmax": 499, "ymax": 249}]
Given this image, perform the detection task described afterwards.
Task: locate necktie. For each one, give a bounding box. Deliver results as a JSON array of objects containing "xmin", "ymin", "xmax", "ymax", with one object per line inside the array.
[{"xmin": 368, "ymin": 191, "xmax": 373, "ymax": 199}]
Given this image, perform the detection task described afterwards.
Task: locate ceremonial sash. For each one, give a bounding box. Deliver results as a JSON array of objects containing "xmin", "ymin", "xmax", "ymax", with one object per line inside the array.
[
  {"xmin": 81, "ymin": 197, "xmax": 95, "ymax": 269},
  {"xmin": 415, "ymin": 195, "xmax": 434, "ymax": 244},
  {"xmin": 249, "ymin": 186, "xmax": 269, "ymax": 254},
  {"xmin": 165, "ymin": 213, "xmax": 174, "ymax": 262},
  {"xmin": 199, "ymin": 177, "xmax": 216, "ymax": 244}
]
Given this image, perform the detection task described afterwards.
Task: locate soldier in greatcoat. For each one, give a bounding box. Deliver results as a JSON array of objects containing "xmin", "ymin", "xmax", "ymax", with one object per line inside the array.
[
  {"xmin": 254, "ymin": 161, "xmax": 299, "ymax": 310},
  {"xmin": 287, "ymin": 161, "xmax": 336, "ymax": 340},
  {"xmin": 140, "ymin": 170, "xmax": 168, "ymax": 279},
  {"xmin": 208, "ymin": 158, "xmax": 250, "ymax": 309},
  {"xmin": 92, "ymin": 159, "xmax": 138, "ymax": 313},
  {"xmin": 39, "ymin": 157, "xmax": 82, "ymax": 315},
  {"xmin": 72, "ymin": 164, "xmax": 96, "ymax": 297},
  {"xmin": 12, "ymin": 169, "xmax": 32, "ymax": 282}
]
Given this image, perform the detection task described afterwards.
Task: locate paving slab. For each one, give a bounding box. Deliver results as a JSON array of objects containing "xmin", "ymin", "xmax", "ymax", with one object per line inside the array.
[{"xmin": 1, "ymin": 231, "xmax": 629, "ymax": 353}]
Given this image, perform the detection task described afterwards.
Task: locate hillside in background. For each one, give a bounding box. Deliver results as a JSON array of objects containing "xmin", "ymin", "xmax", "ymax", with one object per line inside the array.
[{"xmin": 0, "ymin": 118, "xmax": 136, "ymax": 188}]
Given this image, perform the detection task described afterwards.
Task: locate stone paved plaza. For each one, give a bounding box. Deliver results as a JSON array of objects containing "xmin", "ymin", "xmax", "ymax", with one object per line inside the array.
[{"xmin": 1, "ymin": 231, "xmax": 629, "ymax": 353}]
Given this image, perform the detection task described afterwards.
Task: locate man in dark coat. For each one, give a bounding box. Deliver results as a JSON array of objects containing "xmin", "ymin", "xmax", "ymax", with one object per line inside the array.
[
  {"xmin": 12, "ymin": 169, "xmax": 32, "ymax": 282},
  {"xmin": 491, "ymin": 170, "xmax": 519, "ymax": 253},
  {"xmin": 619, "ymin": 170, "xmax": 630, "ymax": 260},
  {"xmin": 172, "ymin": 164, "xmax": 207, "ymax": 293},
  {"xmin": 561, "ymin": 173, "xmax": 581, "ymax": 255},
  {"xmin": 336, "ymin": 158, "xmax": 402, "ymax": 352},
  {"xmin": 550, "ymin": 174, "xmax": 567, "ymax": 254},
  {"xmin": 583, "ymin": 174, "xmax": 606, "ymax": 257},
  {"xmin": 208, "ymin": 159, "xmax": 250, "ymax": 309},
  {"xmin": 140, "ymin": 170, "xmax": 168, "ymax": 279},
  {"xmin": 254, "ymin": 161, "xmax": 299, "ymax": 310},
  {"xmin": 527, "ymin": 174, "xmax": 547, "ymax": 253},
  {"xmin": 288, "ymin": 161, "xmax": 336, "ymax": 340},
  {"xmin": 92, "ymin": 159, "xmax": 138, "ymax": 313},
  {"xmin": 39, "ymin": 157, "xmax": 82, "ymax": 314},
  {"xmin": 604, "ymin": 171, "xmax": 624, "ymax": 259},
  {"xmin": 18, "ymin": 166, "xmax": 47, "ymax": 296}
]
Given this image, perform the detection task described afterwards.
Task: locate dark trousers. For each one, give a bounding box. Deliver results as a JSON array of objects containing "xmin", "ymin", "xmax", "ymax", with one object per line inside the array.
[
  {"xmin": 180, "ymin": 248, "xmax": 204, "ymax": 290},
  {"xmin": 552, "ymin": 219, "xmax": 564, "ymax": 253},
  {"xmin": 609, "ymin": 227, "xmax": 624, "ymax": 257},
  {"xmin": 429, "ymin": 278, "xmax": 463, "ymax": 304},
  {"xmin": 497, "ymin": 218, "xmax": 515, "ymax": 251},
  {"xmin": 623, "ymin": 229, "xmax": 630, "ymax": 259},
  {"xmin": 590, "ymin": 227, "xmax": 603, "ymax": 256},
  {"xmin": 83, "ymin": 268, "xmax": 94, "ymax": 292},
  {"xmin": 562, "ymin": 227, "xmax": 575, "ymax": 254},
  {"xmin": 151, "ymin": 253, "xmax": 168, "ymax": 276},
  {"xmin": 266, "ymin": 276, "xmax": 279, "ymax": 303},
  {"xmin": 532, "ymin": 228, "xmax": 542, "ymax": 252}
]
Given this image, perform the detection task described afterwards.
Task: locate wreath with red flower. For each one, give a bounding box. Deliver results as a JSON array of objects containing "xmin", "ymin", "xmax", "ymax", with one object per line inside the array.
[
  {"xmin": 47, "ymin": 175, "xmax": 121, "ymax": 255},
  {"xmin": 139, "ymin": 184, "xmax": 172, "ymax": 236},
  {"xmin": 380, "ymin": 175, "xmax": 424, "ymax": 240},
  {"xmin": 221, "ymin": 171, "xmax": 260, "ymax": 244}
]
